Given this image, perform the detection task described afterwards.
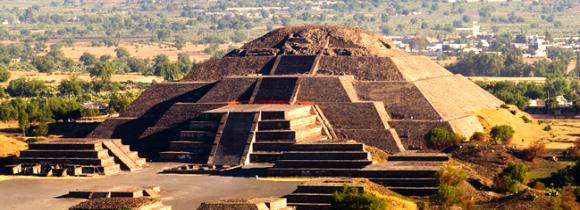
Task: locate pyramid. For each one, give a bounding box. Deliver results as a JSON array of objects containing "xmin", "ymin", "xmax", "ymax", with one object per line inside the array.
[{"xmin": 88, "ymin": 26, "xmax": 502, "ymax": 160}]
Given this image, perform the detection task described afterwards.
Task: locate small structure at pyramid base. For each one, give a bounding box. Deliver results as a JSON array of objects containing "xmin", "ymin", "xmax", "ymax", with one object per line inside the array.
[{"xmin": 6, "ymin": 138, "xmax": 146, "ymax": 176}]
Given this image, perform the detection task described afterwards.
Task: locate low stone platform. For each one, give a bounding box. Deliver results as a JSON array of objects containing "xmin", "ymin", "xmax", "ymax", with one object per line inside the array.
[
  {"xmin": 9, "ymin": 138, "xmax": 145, "ymax": 176},
  {"xmin": 160, "ymin": 164, "xmax": 239, "ymax": 174},
  {"xmin": 286, "ymin": 179, "xmax": 364, "ymax": 210},
  {"xmin": 69, "ymin": 197, "xmax": 171, "ymax": 210},
  {"xmin": 67, "ymin": 186, "xmax": 161, "ymax": 199},
  {"xmin": 197, "ymin": 197, "xmax": 293, "ymax": 210}
]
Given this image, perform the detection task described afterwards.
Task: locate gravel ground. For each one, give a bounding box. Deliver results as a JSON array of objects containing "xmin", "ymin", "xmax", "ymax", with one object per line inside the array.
[{"xmin": 0, "ymin": 163, "xmax": 299, "ymax": 210}]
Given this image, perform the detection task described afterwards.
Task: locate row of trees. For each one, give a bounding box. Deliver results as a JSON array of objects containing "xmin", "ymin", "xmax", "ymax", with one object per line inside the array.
[{"xmin": 478, "ymin": 76, "xmax": 579, "ymax": 110}]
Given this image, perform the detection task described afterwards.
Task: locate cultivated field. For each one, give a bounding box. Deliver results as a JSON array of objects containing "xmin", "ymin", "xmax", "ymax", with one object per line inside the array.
[{"xmin": 61, "ymin": 42, "xmax": 241, "ymax": 62}]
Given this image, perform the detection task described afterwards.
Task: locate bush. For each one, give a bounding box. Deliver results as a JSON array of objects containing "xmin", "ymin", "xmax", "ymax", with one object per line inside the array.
[
  {"xmin": 532, "ymin": 181, "xmax": 545, "ymax": 190},
  {"xmin": 426, "ymin": 128, "xmax": 464, "ymax": 149},
  {"xmin": 438, "ymin": 165, "xmax": 467, "ymax": 186},
  {"xmin": 494, "ymin": 162, "xmax": 527, "ymax": 194},
  {"xmin": 433, "ymin": 184, "xmax": 460, "ymax": 207},
  {"xmin": 520, "ymin": 142, "xmax": 546, "ymax": 161},
  {"xmin": 500, "ymin": 104, "xmax": 510, "ymax": 109},
  {"xmin": 521, "ymin": 115, "xmax": 531, "ymax": 123},
  {"xmin": 331, "ymin": 185, "xmax": 387, "ymax": 210},
  {"xmin": 470, "ymin": 131, "xmax": 488, "ymax": 142},
  {"xmin": 543, "ymin": 125, "xmax": 552, "ymax": 131},
  {"xmin": 30, "ymin": 122, "xmax": 49, "ymax": 136},
  {"xmin": 510, "ymin": 110, "xmax": 517, "ymax": 115},
  {"xmin": 490, "ymin": 125, "xmax": 515, "ymax": 144}
]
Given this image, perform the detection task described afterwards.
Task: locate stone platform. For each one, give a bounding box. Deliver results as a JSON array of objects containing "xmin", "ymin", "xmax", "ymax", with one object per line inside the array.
[{"xmin": 8, "ymin": 138, "xmax": 146, "ymax": 176}]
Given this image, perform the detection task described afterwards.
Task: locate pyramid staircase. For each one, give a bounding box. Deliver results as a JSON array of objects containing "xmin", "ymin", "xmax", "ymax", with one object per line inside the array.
[
  {"xmin": 268, "ymin": 143, "xmax": 372, "ymax": 176},
  {"xmin": 249, "ymin": 106, "xmax": 327, "ymax": 165},
  {"xmin": 12, "ymin": 138, "xmax": 145, "ymax": 175},
  {"xmin": 285, "ymin": 180, "xmax": 364, "ymax": 210},
  {"xmin": 158, "ymin": 113, "xmax": 222, "ymax": 163}
]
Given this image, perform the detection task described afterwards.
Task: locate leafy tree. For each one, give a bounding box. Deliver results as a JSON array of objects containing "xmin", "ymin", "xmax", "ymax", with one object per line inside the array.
[
  {"xmin": 160, "ymin": 62, "xmax": 183, "ymax": 81},
  {"xmin": 177, "ymin": 53, "xmax": 193, "ymax": 73},
  {"xmin": 58, "ymin": 75, "xmax": 89, "ymax": 97},
  {"xmin": 115, "ymin": 47, "xmax": 130, "ymax": 59},
  {"xmin": 6, "ymin": 78, "xmax": 51, "ymax": 97},
  {"xmin": 108, "ymin": 92, "xmax": 132, "ymax": 113},
  {"xmin": 79, "ymin": 52, "xmax": 98, "ymax": 66},
  {"xmin": 31, "ymin": 56, "xmax": 56, "ymax": 73},
  {"xmin": 152, "ymin": 54, "xmax": 170, "ymax": 76},
  {"xmin": 0, "ymin": 65, "xmax": 10, "ymax": 82},
  {"xmin": 89, "ymin": 61, "xmax": 115, "ymax": 81}
]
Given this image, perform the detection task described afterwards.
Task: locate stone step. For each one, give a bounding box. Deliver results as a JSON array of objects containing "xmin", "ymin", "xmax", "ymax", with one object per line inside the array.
[
  {"xmin": 189, "ymin": 121, "xmax": 219, "ymax": 131},
  {"xmin": 179, "ymin": 131, "xmax": 215, "ymax": 141},
  {"xmin": 286, "ymin": 193, "xmax": 333, "ymax": 204},
  {"xmin": 388, "ymin": 187, "xmax": 438, "ymax": 196},
  {"xmin": 256, "ymin": 125, "xmax": 322, "ymax": 141},
  {"xmin": 282, "ymin": 151, "xmax": 370, "ymax": 160},
  {"xmin": 102, "ymin": 141, "xmax": 144, "ymax": 171},
  {"xmin": 388, "ymin": 154, "xmax": 449, "ymax": 162},
  {"xmin": 15, "ymin": 157, "xmax": 116, "ymax": 167},
  {"xmin": 268, "ymin": 168, "xmax": 362, "ymax": 177},
  {"xmin": 261, "ymin": 106, "xmax": 312, "ymax": 120},
  {"xmin": 252, "ymin": 141, "xmax": 295, "ymax": 151},
  {"xmin": 19, "ymin": 150, "xmax": 109, "ymax": 159},
  {"xmin": 370, "ymin": 178, "xmax": 439, "ymax": 187},
  {"xmin": 287, "ymin": 203, "xmax": 331, "ymax": 210},
  {"xmin": 250, "ymin": 152, "xmax": 284, "ymax": 163},
  {"xmin": 294, "ymin": 185, "xmax": 364, "ymax": 194},
  {"xmin": 360, "ymin": 169, "xmax": 439, "ymax": 178},
  {"xmin": 158, "ymin": 151, "xmax": 208, "ymax": 163},
  {"xmin": 274, "ymin": 160, "xmax": 372, "ymax": 168},
  {"xmin": 258, "ymin": 115, "xmax": 318, "ymax": 130},
  {"xmin": 28, "ymin": 142, "xmax": 103, "ymax": 151},
  {"xmin": 168, "ymin": 141, "xmax": 211, "ymax": 152},
  {"xmin": 82, "ymin": 164, "xmax": 121, "ymax": 175},
  {"xmin": 290, "ymin": 144, "xmax": 364, "ymax": 152}
]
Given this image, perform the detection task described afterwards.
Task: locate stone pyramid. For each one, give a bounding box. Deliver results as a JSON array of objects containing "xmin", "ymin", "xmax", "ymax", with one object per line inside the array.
[{"xmin": 88, "ymin": 25, "xmax": 502, "ymax": 160}]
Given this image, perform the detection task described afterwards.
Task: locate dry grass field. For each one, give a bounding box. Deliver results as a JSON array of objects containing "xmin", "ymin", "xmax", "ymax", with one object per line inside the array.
[
  {"xmin": 1, "ymin": 71, "xmax": 162, "ymax": 87},
  {"xmin": 0, "ymin": 135, "xmax": 27, "ymax": 158},
  {"xmin": 61, "ymin": 42, "xmax": 241, "ymax": 62},
  {"xmin": 468, "ymin": 76, "xmax": 547, "ymax": 83},
  {"xmin": 473, "ymin": 106, "xmax": 550, "ymax": 148}
]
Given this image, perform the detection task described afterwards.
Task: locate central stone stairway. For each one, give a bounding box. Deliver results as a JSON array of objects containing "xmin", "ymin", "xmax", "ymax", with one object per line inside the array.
[
  {"xmin": 250, "ymin": 106, "xmax": 326, "ymax": 165},
  {"xmin": 159, "ymin": 114, "xmax": 222, "ymax": 163},
  {"xmin": 268, "ymin": 143, "xmax": 372, "ymax": 176}
]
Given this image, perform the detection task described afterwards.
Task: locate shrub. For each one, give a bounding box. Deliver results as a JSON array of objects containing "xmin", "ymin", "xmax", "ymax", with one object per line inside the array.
[
  {"xmin": 500, "ymin": 104, "xmax": 510, "ymax": 109},
  {"xmin": 510, "ymin": 110, "xmax": 517, "ymax": 115},
  {"xmin": 433, "ymin": 184, "xmax": 460, "ymax": 207},
  {"xmin": 563, "ymin": 141, "xmax": 579, "ymax": 160},
  {"xmin": 438, "ymin": 165, "xmax": 467, "ymax": 186},
  {"xmin": 470, "ymin": 131, "xmax": 488, "ymax": 142},
  {"xmin": 543, "ymin": 125, "xmax": 552, "ymax": 131},
  {"xmin": 331, "ymin": 185, "xmax": 387, "ymax": 210},
  {"xmin": 490, "ymin": 125, "xmax": 515, "ymax": 144},
  {"xmin": 426, "ymin": 128, "xmax": 464, "ymax": 149},
  {"xmin": 30, "ymin": 122, "xmax": 49, "ymax": 136},
  {"xmin": 520, "ymin": 142, "xmax": 546, "ymax": 161},
  {"xmin": 494, "ymin": 162, "xmax": 527, "ymax": 194},
  {"xmin": 521, "ymin": 115, "xmax": 531, "ymax": 123},
  {"xmin": 533, "ymin": 181, "xmax": 545, "ymax": 190}
]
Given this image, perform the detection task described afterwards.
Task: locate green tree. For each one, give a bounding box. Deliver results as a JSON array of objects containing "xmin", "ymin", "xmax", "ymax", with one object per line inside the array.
[
  {"xmin": 0, "ymin": 65, "xmax": 10, "ymax": 82},
  {"xmin": 79, "ymin": 52, "xmax": 98, "ymax": 66},
  {"xmin": 108, "ymin": 92, "xmax": 132, "ymax": 114},
  {"xmin": 6, "ymin": 78, "xmax": 51, "ymax": 97},
  {"xmin": 115, "ymin": 47, "xmax": 130, "ymax": 59},
  {"xmin": 89, "ymin": 61, "xmax": 115, "ymax": 81},
  {"xmin": 58, "ymin": 75, "xmax": 89, "ymax": 97}
]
